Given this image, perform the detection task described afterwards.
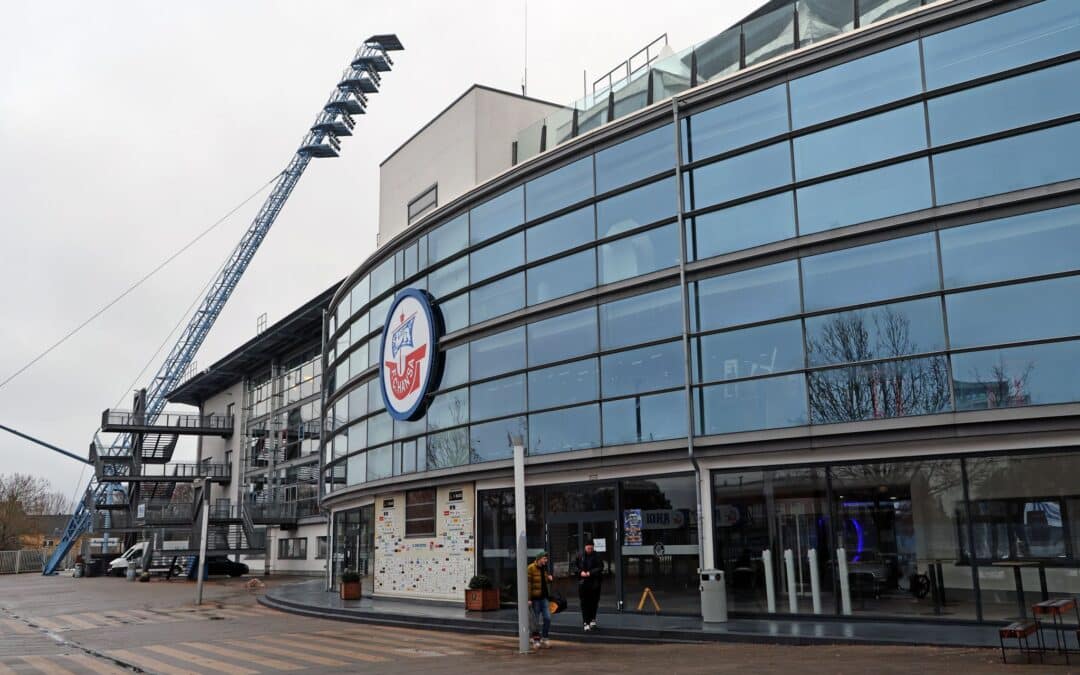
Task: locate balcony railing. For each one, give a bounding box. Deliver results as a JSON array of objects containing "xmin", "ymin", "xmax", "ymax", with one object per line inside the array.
[{"xmin": 101, "ymin": 410, "xmax": 234, "ymax": 435}]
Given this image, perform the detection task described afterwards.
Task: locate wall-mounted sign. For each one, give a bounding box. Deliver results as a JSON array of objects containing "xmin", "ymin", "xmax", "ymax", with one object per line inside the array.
[
  {"xmin": 382, "ymin": 498, "xmax": 395, "ymax": 509},
  {"xmin": 448, "ymin": 489, "xmax": 463, "ymax": 502},
  {"xmin": 642, "ymin": 509, "xmax": 687, "ymax": 530},
  {"xmin": 593, "ymin": 538, "xmax": 607, "ymax": 552},
  {"xmin": 136, "ymin": 503, "xmax": 146, "ymax": 519},
  {"xmin": 379, "ymin": 289, "xmax": 441, "ymax": 421}
]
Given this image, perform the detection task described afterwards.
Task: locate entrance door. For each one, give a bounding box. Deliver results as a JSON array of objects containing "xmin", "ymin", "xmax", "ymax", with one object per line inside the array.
[{"xmin": 547, "ymin": 517, "xmax": 619, "ymax": 612}]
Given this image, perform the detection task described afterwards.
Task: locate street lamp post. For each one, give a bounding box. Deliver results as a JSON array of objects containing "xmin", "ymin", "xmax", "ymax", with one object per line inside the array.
[{"xmin": 511, "ymin": 434, "xmax": 529, "ymax": 654}]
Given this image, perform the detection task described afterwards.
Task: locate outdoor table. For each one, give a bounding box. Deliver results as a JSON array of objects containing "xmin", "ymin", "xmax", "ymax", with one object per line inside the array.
[
  {"xmin": 991, "ymin": 561, "xmax": 1048, "ymax": 619},
  {"xmin": 1032, "ymin": 597, "xmax": 1079, "ymax": 663}
]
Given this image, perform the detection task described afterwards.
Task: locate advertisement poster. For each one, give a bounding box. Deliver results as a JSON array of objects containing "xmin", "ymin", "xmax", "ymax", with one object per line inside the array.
[{"xmin": 623, "ymin": 508, "xmax": 643, "ymax": 546}]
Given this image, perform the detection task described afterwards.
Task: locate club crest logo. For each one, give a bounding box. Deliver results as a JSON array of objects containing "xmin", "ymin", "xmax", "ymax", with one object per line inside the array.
[{"xmin": 379, "ymin": 289, "xmax": 440, "ymax": 421}]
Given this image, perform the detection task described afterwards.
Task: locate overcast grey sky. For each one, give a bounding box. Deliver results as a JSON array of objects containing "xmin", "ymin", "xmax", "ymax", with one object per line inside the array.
[{"xmin": 0, "ymin": 0, "xmax": 761, "ymax": 501}]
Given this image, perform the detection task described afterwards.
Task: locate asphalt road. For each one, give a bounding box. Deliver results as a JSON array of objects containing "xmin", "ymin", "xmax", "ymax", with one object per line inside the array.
[{"xmin": 0, "ymin": 574, "xmax": 1068, "ymax": 674}]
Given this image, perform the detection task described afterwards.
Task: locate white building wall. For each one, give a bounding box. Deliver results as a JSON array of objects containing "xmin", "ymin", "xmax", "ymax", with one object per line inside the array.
[
  {"xmin": 197, "ymin": 382, "xmax": 244, "ymax": 506},
  {"xmin": 265, "ymin": 522, "xmax": 328, "ymax": 576}
]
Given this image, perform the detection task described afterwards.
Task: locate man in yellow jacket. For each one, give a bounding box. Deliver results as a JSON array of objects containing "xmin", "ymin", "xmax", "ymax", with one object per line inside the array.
[{"xmin": 527, "ymin": 551, "xmax": 553, "ymax": 649}]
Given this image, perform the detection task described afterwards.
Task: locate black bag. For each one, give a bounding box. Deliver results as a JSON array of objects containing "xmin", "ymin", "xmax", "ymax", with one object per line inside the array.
[{"xmin": 549, "ymin": 592, "xmax": 568, "ymax": 615}]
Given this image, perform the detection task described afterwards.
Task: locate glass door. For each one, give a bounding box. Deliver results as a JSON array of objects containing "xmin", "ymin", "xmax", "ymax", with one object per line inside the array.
[{"xmin": 547, "ymin": 516, "xmax": 619, "ymax": 612}]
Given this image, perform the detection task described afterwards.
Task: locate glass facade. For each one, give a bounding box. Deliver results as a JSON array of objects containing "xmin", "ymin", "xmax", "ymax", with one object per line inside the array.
[{"xmin": 322, "ymin": 0, "xmax": 1080, "ymax": 625}]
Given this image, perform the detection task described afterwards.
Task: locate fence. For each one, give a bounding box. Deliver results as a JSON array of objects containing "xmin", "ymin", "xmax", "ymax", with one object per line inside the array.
[{"xmin": 0, "ymin": 548, "xmax": 76, "ymax": 574}]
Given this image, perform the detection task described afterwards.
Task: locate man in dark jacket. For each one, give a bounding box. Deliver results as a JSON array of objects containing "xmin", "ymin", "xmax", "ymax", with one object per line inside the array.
[{"xmin": 574, "ymin": 538, "xmax": 604, "ymax": 631}]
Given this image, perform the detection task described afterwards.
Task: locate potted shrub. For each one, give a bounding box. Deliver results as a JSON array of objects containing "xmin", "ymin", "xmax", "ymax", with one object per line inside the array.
[
  {"xmin": 465, "ymin": 574, "xmax": 500, "ymax": 611},
  {"xmin": 340, "ymin": 570, "xmax": 362, "ymax": 600}
]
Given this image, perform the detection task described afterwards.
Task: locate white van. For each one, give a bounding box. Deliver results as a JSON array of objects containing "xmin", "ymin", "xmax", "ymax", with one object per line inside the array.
[{"xmin": 108, "ymin": 541, "xmax": 186, "ymax": 576}]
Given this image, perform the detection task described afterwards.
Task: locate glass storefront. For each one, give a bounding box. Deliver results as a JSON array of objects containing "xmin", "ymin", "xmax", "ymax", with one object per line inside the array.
[
  {"xmin": 714, "ymin": 450, "xmax": 1080, "ymax": 622},
  {"xmin": 331, "ymin": 504, "xmax": 374, "ymax": 589}
]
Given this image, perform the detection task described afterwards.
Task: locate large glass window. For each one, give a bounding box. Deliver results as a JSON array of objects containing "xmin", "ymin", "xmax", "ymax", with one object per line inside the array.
[
  {"xmin": 349, "ymin": 276, "xmax": 369, "ymax": 316},
  {"xmin": 939, "ymin": 205, "xmax": 1080, "ymax": 289},
  {"xmin": 470, "ymin": 272, "xmax": 525, "ymax": 324},
  {"xmin": 946, "ymin": 275, "xmax": 1080, "ymax": 349},
  {"xmin": 601, "ymin": 340, "xmax": 684, "ymax": 398},
  {"xmin": 438, "ymin": 293, "xmax": 468, "ymax": 334},
  {"xmin": 427, "ymin": 255, "xmax": 468, "ymax": 299},
  {"xmin": 470, "ymin": 374, "xmax": 526, "ymax": 422},
  {"xmin": 698, "ymin": 373, "xmax": 807, "ymax": 434},
  {"xmin": 602, "ymin": 390, "xmax": 686, "ymax": 445},
  {"xmin": 470, "ymin": 233, "xmax": 523, "ymax": 284},
  {"xmin": 527, "ymin": 249, "xmax": 596, "ymax": 305},
  {"xmin": 428, "ymin": 214, "xmax": 468, "ymax": 265},
  {"xmin": 697, "ymin": 320, "xmax": 803, "ymax": 383},
  {"xmin": 688, "ymin": 142, "xmax": 792, "ymax": 209},
  {"xmin": 599, "ymin": 286, "xmax": 682, "ymax": 350},
  {"xmin": 427, "ymin": 428, "xmax": 469, "ymax": 469},
  {"xmin": 596, "ymin": 124, "xmax": 673, "ymax": 193},
  {"xmin": 525, "ymin": 157, "xmax": 594, "ymax": 221},
  {"xmin": 370, "ymin": 258, "xmax": 395, "ymax": 300},
  {"xmin": 526, "ymin": 206, "xmax": 594, "ymax": 263},
  {"xmin": 789, "ymin": 41, "xmax": 922, "ymax": 129},
  {"xmin": 808, "ymin": 355, "xmax": 952, "ymax": 423},
  {"xmin": 929, "ymin": 60, "xmax": 1080, "ymax": 146},
  {"xmin": 528, "ymin": 358, "xmax": 599, "ymax": 410},
  {"xmin": 796, "ymin": 159, "xmax": 933, "ymax": 235},
  {"xmin": 440, "ymin": 344, "xmax": 469, "ymax": 389},
  {"xmin": 528, "ymin": 403, "xmax": 601, "ymax": 455},
  {"xmin": 596, "ymin": 178, "xmax": 676, "ymax": 238},
  {"xmin": 426, "ymin": 388, "xmax": 468, "ymax": 431},
  {"xmin": 695, "ymin": 260, "xmax": 800, "ymax": 332},
  {"xmin": 805, "ymin": 297, "xmax": 946, "ymax": 367},
  {"xmin": 793, "ymin": 104, "xmax": 927, "ymax": 180},
  {"xmin": 801, "ymin": 233, "xmax": 940, "ymax": 312},
  {"xmin": 598, "ymin": 223, "xmax": 680, "ymax": 285},
  {"xmin": 470, "ymin": 326, "xmax": 526, "ymax": 380},
  {"xmin": 367, "ymin": 444, "xmax": 392, "ymax": 481},
  {"xmin": 470, "ymin": 187, "xmax": 524, "ymax": 244},
  {"xmin": 921, "ymin": 0, "xmax": 1080, "ymax": 90},
  {"xmin": 683, "ymin": 84, "xmax": 789, "ymax": 163},
  {"xmin": 953, "ymin": 339, "xmax": 1080, "ymax": 411},
  {"xmin": 527, "ymin": 307, "xmax": 598, "ymax": 367},
  {"xmin": 470, "ymin": 416, "xmax": 527, "ymax": 463},
  {"xmin": 691, "ymin": 192, "xmax": 796, "ymax": 260},
  {"xmin": 934, "ymin": 122, "xmax": 1080, "ymax": 205}
]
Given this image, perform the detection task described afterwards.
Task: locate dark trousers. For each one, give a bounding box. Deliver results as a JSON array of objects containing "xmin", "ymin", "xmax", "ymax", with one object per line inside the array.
[{"xmin": 579, "ymin": 584, "xmax": 601, "ymax": 624}]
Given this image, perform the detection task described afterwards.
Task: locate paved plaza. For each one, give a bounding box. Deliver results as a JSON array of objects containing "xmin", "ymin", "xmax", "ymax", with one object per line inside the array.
[{"xmin": 0, "ymin": 574, "xmax": 1065, "ymax": 674}]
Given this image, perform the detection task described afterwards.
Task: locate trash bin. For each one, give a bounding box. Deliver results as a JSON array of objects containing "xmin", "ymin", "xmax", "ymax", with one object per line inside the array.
[{"xmin": 700, "ymin": 569, "xmax": 728, "ymax": 623}]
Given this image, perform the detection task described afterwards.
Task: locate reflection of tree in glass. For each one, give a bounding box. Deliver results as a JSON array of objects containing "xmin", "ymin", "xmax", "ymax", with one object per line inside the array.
[
  {"xmin": 469, "ymin": 417, "xmax": 526, "ymax": 464},
  {"xmin": 808, "ymin": 307, "xmax": 950, "ymax": 423},
  {"xmin": 426, "ymin": 396, "xmax": 469, "ymax": 468},
  {"xmin": 954, "ymin": 355, "xmax": 1034, "ymax": 410}
]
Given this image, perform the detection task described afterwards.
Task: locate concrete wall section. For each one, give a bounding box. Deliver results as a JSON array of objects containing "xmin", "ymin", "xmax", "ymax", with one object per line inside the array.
[
  {"xmin": 372, "ymin": 483, "xmax": 475, "ymax": 601},
  {"xmin": 267, "ymin": 522, "xmax": 327, "ymax": 576}
]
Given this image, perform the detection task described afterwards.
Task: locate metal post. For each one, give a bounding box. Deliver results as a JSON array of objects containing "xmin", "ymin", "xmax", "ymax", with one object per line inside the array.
[
  {"xmin": 195, "ymin": 478, "xmax": 210, "ymax": 605},
  {"xmin": 15, "ymin": 549, "xmax": 21, "ymax": 574},
  {"xmin": 808, "ymin": 548, "xmax": 822, "ymax": 614},
  {"xmin": 784, "ymin": 549, "xmax": 797, "ymax": 614},
  {"xmin": 512, "ymin": 437, "xmax": 529, "ymax": 655},
  {"xmin": 837, "ymin": 547, "xmax": 852, "ymax": 616},
  {"xmin": 763, "ymin": 549, "xmax": 776, "ymax": 613}
]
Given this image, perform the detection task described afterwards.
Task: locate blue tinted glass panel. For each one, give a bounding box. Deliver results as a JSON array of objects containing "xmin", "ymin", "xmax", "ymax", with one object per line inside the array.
[
  {"xmin": 367, "ymin": 413, "xmax": 392, "ymax": 446},
  {"xmin": 529, "ymin": 404, "xmax": 601, "ymax": 455},
  {"xmin": 952, "ymin": 339, "xmax": 1080, "ymax": 410},
  {"xmin": 470, "ymin": 416, "xmax": 527, "ymax": 463},
  {"xmin": 596, "ymin": 125, "xmax": 674, "ymax": 193},
  {"xmin": 699, "ymin": 374, "xmax": 808, "ymax": 434},
  {"xmin": 922, "ymin": 0, "xmax": 1080, "ymax": 90},
  {"xmin": 790, "ymin": 42, "xmax": 922, "ymax": 129},
  {"xmin": 350, "ymin": 276, "xmax": 369, "ymax": 314},
  {"xmin": 438, "ymin": 292, "xmax": 468, "ymax": 334},
  {"xmin": 470, "ymin": 272, "xmax": 525, "ymax": 324},
  {"xmin": 684, "ymin": 84, "xmax": 789, "ymax": 163},
  {"xmin": 528, "ymin": 358, "xmax": 598, "ymax": 410},
  {"xmin": 929, "ymin": 61, "xmax": 1080, "ymax": 146},
  {"xmin": 346, "ymin": 452, "xmax": 366, "ymax": 485},
  {"xmin": 440, "ymin": 344, "xmax": 468, "ymax": 390},
  {"xmin": 394, "ymin": 415, "xmax": 425, "ymax": 441},
  {"xmin": 934, "ymin": 122, "xmax": 1080, "ymax": 205},
  {"xmin": 368, "ymin": 375, "xmax": 384, "ymax": 410},
  {"xmin": 692, "ymin": 192, "xmax": 796, "ymax": 260},
  {"xmin": 527, "ymin": 206, "xmax": 594, "ymax": 262},
  {"xmin": 808, "ymin": 355, "xmax": 952, "ymax": 423},
  {"xmin": 690, "ymin": 142, "xmax": 792, "ymax": 209},
  {"xmin": 947, "ymin": 276, "xmax": 1080, "ymax": 349},
  {"xmin": 527, "ymin": 307, "xmax": 598, "ymax": 367},
  {"xmin": 470, "ymin": 233, "xmax": 523, "ymax": 284},
  {"xmin": 470, "ymin": 187, "xmax": 525, "ymax": 244},
  {"xmin": 367, "ymin": 445, "xmax": 392, "ymax": 481},
  {"xmin": 348, "ymin": 382, "xmax": 368, "ymax": 421},
  {"xmin": 797, "ymin": 159, "xmax": 933, "ymax": 235},
  {"xmin": 794, "ymin": 104, "xmax": 927, "ymax": 180},
  {"xmin": 426, "ymin": 429, "xmax": 469, "ymax": 469},
  {"xmin": 598, "ymin": 223, "xmax": 680, "ymax": 285},
  {"xmin": 370, "ymin": 258, "xmax": 395, "ymax": 298},
  {"xmin": 527, "ymin": 249, "xmax": 596, "ymax": 305},
  {"xmin": 470, "ymin": 374, "xmax": 526, "ymax": 421},
  {"xmin": 802, "ymin": 233, "xmax": 939, "ymax": 312},
  {"xmin": 805, "ymin": 297, "xmax": 946, "ymax": 367},
  {"xmin": 599, "ymin": 286, "xmax": 682, "ymax": 350},
  {"xmin": 427, "ymin": 255, "xmax": 468, "ymax": 298},
  {"xmin": 697, "ymin": 320, "xmax": 804, "ymax": 383},
  {"xmin": 369, "ymin": 295, "xmax": 393, "ymax": 333},
  {"xmin": 426, "ymin": 388, "xmax": 468, "ymax": 431},
  {"xmin": 602, "ymin": 390, "xmax": 686, "ymax": 446},
  {"xmin": 601, "ymin": 340, "xmax": 684, "ymax": 398},
  {"xmin": 696, "ymin": 260, "xmax": 800, "ymax": 332},
  {"xmin": 470, "ymin": 326, "xmax": 526, "ymax": 380},
  {"xmin": 596, "ymin": 177, "xmax": 676, "ymax": 238},
  {"xmin": 428, "ymin": 214, "xmax": 468, "ymax": 264},
  {"xmin": 940, "ymin": 205, "xmax": 1080, "ymax": 288},
  {"xmin": 525, "ymin": 157, "xmax": 594, "ymax": 221}
]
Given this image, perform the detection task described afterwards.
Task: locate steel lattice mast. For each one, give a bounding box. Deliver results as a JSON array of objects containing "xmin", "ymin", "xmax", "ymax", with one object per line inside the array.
[{"xmin": 44, "ymin": 34, "xmax": 403, "ymax": 575}]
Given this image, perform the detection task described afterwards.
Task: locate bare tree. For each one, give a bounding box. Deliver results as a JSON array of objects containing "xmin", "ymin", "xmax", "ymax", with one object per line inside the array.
[
  {"xmin": 954, "ymin": 354, "xmax": 1034, "ymax": 410},
  {"xmin": 0, "ymin": 474, "xmax": 70, "ymax": 549}
]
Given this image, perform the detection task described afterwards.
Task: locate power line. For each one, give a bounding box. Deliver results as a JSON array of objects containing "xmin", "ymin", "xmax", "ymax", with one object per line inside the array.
[{"xmin": 0, "ymin": 171, "xmax": 282, "ymax": 394}]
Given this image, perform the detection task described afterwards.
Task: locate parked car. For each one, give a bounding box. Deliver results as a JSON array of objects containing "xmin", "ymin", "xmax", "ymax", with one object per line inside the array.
[{"xmin": 188, "ymin": 556, "xmax": 249, "ymax": 578}]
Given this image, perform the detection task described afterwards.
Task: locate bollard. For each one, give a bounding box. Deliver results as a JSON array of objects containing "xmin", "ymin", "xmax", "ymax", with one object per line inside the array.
[
  {"xmin": 808, "ymin": 548, "xmax": 822, "ymax": 615},
  {"xmin": 762, "ymin": 549, "xmax": 776, "ymax": 613},
  {"xmin": 784, "ymin": 549, "xmax": 797, "ymax": 614},
  {"xmin": 837, "ymin": 547, "xmax": 852, "ymax": 616}
]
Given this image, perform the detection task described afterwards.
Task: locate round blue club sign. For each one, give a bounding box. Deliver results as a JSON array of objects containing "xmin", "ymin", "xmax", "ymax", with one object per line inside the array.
[{"xmin": 379, "ymin": 289, "xmax": 441, "ymax": 421}]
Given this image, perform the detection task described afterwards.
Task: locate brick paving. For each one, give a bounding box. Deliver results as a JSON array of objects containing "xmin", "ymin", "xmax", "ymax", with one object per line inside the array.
[{"xmin": 0, "ymin": 574, "xmax": 1070, "ymax": 673}]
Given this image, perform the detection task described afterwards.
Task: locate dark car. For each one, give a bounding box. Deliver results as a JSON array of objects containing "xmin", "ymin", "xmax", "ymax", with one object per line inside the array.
[{"xmin": 188, "ymin": 556, "xmax": 249, "ymax": 579}]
